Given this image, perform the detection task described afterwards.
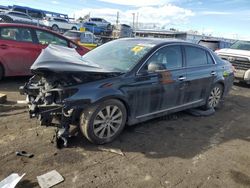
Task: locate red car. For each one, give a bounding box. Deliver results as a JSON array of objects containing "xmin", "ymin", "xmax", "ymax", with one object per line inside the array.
[{"xmin": 0, "ymin": 23, "xmax": 89, "ymax": 80}]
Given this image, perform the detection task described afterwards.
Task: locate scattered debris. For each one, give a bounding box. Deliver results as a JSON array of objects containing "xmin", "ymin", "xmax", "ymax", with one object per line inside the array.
[
  {"xmin": 16, "ymin": 151, "xmax": 34, "ymax": 158},
  {"xmin": 37, "ymin": 170, "xmax": 64, "ymax": 188},
  {"xmin": 98, "ymin": 147, "xmax": 124, "ymax": 156},
  {"xmin": 17, "ymin": 100, "xmax": 28, "ymax": 104},
  {"xmin": 0, "ymin": 93, "xmax": 7, "ymax": 104},
  {"xmin": 0, "ymin": 173, "xmax": 25, "ymax": 188},
  {"xmin": 186, "ymin": 108, "xmax": 215, "ymax": 117}
]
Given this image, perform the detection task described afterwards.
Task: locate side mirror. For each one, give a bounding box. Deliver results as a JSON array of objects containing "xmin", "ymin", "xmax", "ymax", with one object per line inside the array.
[{"xmin": 147, "ymin": 62, "xmax": 165, "ymax": 72}]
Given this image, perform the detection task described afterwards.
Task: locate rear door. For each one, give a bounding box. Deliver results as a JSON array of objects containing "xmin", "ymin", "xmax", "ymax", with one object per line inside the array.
[
  {"xmin": 0, "ymin": 26, "xmax": 41, "ymax": 76},
  {"xmin": 183, "ymin": 45, "xmax": 216, "ymax": 104}
]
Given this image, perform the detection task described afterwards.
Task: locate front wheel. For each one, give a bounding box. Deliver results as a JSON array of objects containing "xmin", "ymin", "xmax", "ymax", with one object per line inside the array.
[
  {"xmin": 52, "ymin": 24, "xmax": 59, "ymax": 32},
  {"xmin": 204, "ymin": 84, "xmax": 224, "ymax": 109},
  {"xmin": 80, "ymin": 99, "xmax": 127, "ymax": 144}
]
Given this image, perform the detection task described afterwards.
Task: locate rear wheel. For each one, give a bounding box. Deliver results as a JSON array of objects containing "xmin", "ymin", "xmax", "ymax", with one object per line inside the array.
[
  {"xmin": 80, "ymin": 99, "xmax": 127, "ymax": 144},
  {"xmin": 204, "ymin": 83, "xmax": 223, "ymax": 109}
]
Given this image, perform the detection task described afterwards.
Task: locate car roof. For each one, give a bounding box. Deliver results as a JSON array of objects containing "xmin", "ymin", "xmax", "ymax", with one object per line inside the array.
[
  {"xmin": 0, "ymin": 23, "xmax": 59, "ymax": 34},
  {"xmin": 0, "ymin": 23, "xmax": 79, "ymax": 43},
  {"xmin": 6, "ymin": 11, "xmax": 28, "ymax": 15},
  {"xmin": 119, "ymin": 37, "xmax": 190, "ymax": 45},
  {"xmin": 118, "ymin": 38, "xmax": 213, "ymax": 51}
]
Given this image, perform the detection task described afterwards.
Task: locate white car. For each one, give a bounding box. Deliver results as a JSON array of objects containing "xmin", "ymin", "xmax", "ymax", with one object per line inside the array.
[
  {"xmin": 42, "ymin": 17, "xmax": 79, "ymax": 32},
  {"xmin": 88, "ymin": 17, "xmax": 111, "ymax": 30},
  {"xmin": 0, "ymin": 11, "xmax": 41, "ymax": 26},
  {"xmin": 216, "ymin": 40, "xmax": 250, "ymax": 84}
]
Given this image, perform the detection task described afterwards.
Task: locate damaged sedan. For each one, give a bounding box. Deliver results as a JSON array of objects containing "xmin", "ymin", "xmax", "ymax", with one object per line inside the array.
[{"xmin": 20, "ymin": 38, "xmax": 234, "ymax": 146}]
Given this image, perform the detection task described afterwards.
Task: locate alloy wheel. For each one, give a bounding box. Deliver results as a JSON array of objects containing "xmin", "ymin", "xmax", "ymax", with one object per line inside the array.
[
  {"xmin": 208, "ymin": 86, "xmax": 222, "ymax": 108},
  {"xmin": 93, "ymin": 105, "xmax": 123, "ymax": 139}
]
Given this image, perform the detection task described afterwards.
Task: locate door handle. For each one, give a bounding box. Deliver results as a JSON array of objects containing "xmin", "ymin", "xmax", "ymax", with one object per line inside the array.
[
  {"xmin": 211, "ymin": 71, "xmax": 217, "ymax": 76},
  {"xmin": 0, "ymin": 44, "xmax": 8, "ymax": 49},
  {"xmin": 178, "ymin": 76, "xmax": 186, "ymax": 81}
]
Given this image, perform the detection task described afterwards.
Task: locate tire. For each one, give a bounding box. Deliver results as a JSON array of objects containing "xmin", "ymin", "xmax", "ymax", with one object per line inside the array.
[
  {"xmin": 71, "ymin": 27, "xmax": 77, "ymax": 30},
  {"xmin": 52, "ymin": 24, "xmax": 59, "ymax": 32},
  {"xmin": 80, "ymin": 99, "xmax": 127, "ymax": 144},
  {"xmin": 0, "ymin": 64, "xmax": 4, "ymax": 81},
  {"xmin": 204, "ymin": 83, "xmax": 224, "ymax": 110}
]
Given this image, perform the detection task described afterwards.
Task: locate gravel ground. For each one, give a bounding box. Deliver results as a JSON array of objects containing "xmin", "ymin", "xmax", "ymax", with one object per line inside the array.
[{"xmin": 0, "ymin": 77, "xmax": 250, "ymax": 188}]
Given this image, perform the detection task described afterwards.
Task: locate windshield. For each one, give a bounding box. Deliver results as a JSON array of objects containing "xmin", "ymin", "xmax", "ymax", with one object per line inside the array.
[
  {"xmin": 81, "ymin": 39, "xmax": 155, "ymax": 72},
  {"xmin": 230, "ymin": 40, "xmax": 250, "ymax": 51}
]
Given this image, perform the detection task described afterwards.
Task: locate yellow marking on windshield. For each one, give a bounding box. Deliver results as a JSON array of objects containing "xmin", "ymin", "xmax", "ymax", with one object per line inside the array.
[{"xmin": 131, "ymin": 45, "xmax": 145, "ymax": 53}]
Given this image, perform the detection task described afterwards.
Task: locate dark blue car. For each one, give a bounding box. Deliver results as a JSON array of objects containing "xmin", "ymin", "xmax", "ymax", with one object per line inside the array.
[
  {"xmin": 82, "ymin": 22, "xmax": 105, "ymax": 35},
  {"xmin": 21, "ymin": 39, "xmax": 234, "ymax": 146}
]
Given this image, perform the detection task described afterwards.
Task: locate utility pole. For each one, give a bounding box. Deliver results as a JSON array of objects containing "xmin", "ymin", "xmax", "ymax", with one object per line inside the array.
[
  {"xmin": 132, "ymin": 13, "xmax": 135, "ymax": 29},
  {"xmin": 136, "ymin": 12, "xmax": 139, "ymax": 29},
  {"xmin": 116, "ymin": 11, "xmax": 119, "ymax": 27}
]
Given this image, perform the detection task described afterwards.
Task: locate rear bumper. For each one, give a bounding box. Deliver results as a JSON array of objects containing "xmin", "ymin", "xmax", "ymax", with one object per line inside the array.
[{"xmin": 234, "ymin": 69, "xmax": 250, "ymax": 83}]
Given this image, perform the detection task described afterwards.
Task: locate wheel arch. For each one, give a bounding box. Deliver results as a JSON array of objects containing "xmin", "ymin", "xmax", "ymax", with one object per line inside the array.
[
  {"xmin": 93, "ymin": 95, "xmax": 131, "ymax": 123},
  {"xmin": 214, "ymin": 80, "xmax": 225, "ymax": 94},
  {"xmin": 52, "ymin": 24, "xmax": 59, "ymax": 29}
]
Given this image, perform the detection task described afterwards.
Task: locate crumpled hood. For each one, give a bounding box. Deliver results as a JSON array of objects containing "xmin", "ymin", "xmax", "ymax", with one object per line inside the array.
[
  {"xmin": 216, "ymin": 48, "xmax": 250, "ymax": 58},
  {"xmin": 31, "ymin": 44, "xmax": 114, "ymax": 74}
]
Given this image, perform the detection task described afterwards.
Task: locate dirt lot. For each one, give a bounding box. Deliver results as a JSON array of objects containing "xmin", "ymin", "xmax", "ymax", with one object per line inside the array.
[{"xmin": 0, "ymin": 77, "xmax": 250, "ymax": 188}]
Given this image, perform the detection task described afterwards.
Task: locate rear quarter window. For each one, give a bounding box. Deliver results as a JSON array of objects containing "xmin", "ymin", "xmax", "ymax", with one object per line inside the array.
[{"xmin": 185, "ymin": 46, "xmax": 208, "ymax": 67}]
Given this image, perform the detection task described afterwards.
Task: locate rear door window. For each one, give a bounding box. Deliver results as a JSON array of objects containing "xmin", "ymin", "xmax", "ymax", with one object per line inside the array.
[
  {"xmin": 35, "ymin": 30, "xmax": 68, "ymax": 46},
  {"xmin": 185, "ymin": 46, "xmax": 208, "ymax": 67},
  {"xmin": 0, "ymin": 27, "xmax": 33, "ymax": 42}
]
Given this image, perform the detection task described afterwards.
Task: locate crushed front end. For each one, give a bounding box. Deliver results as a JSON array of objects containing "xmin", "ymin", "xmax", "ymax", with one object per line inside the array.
[
  {"xmin": 20, "ymin": 44, "xmax": 119, "ymax": 147},
  {"xmin": 20, "ymin": 73, "xmax": 82, "ymax": 147}
]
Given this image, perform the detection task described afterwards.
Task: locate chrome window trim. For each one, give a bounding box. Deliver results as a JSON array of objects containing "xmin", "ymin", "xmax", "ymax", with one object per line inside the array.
[{"xmin": 136, "ymin": 43, "xmax": 216, "ymax": 76}]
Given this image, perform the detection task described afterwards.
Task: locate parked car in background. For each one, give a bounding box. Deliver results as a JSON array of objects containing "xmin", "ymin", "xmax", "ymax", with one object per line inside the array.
[
  {"xmin": 21, "ymin": 38, "xmax": 234, "ymax": 146},
  {"xmin": 88, "ymin": 17, "xmax": 111, "ymax": 30},
  {"xmin": 11, "ymin": 5, "xmax": 45, "ymax": 21},
  {"xmin": 0, "ymin": 23, "xmax": 89, "ymax": 80},
  {"xmin": 64, "ymin": 30, "xmax": 100, "ymax": 50},
  {"xmin": 112, "ymin": 24, "xmax": 133, "ymax": 38},
  {"xmin": 82, "ymin": 22, "xmax": 106, "ymax": 35},
  {"xmin": 198, "ymin": 39, "xmax": 232, "ymax": 51},
  {"xmin": 216, "ymin": 40, "xmax": 250, "ymax": 84},
  {"xmin": 0, "ymin": 11, "xmax": 41, "ymax": 26},
  {"xmin": 42, "ymin": 17, "xmax": 78, "ymax": 32}
]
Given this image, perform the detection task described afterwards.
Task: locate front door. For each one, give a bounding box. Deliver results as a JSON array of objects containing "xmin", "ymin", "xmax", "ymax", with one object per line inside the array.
[{"xmin": 130, "ymin": 45, "xmax": 186, "ymax": 118}]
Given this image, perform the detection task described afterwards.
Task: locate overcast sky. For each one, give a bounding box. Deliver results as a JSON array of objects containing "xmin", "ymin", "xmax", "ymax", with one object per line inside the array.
[{"xmin": 1, "ymin": 0, "xmax": 250, "ymax": 40}]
